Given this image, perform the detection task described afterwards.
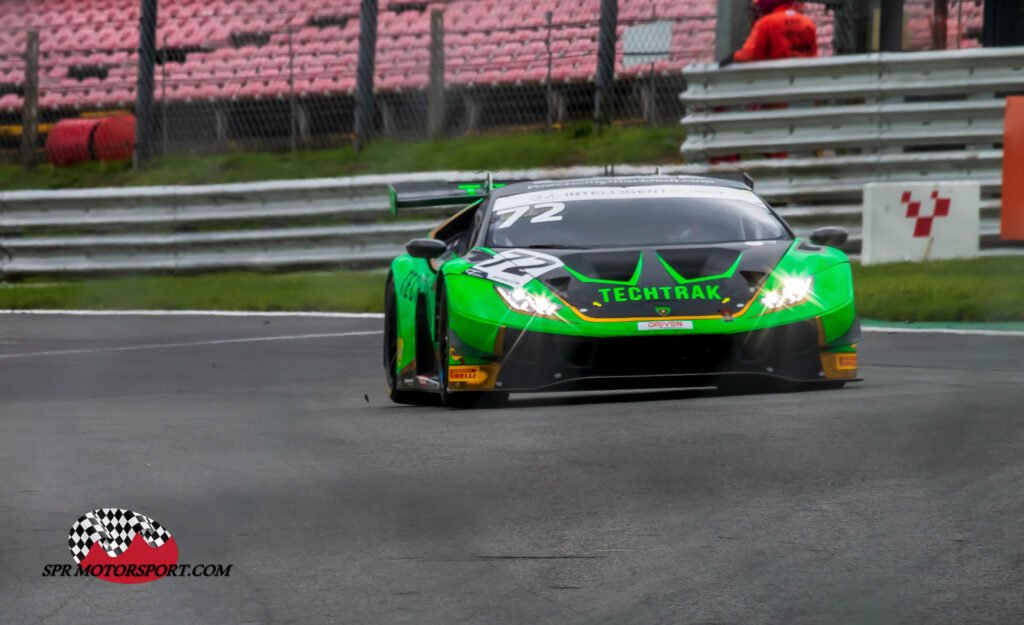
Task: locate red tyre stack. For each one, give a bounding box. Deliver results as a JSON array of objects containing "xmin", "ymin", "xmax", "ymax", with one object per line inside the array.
[{"xmin": 44, "ymin": 115, "xmax": 135, "ymax": 165}]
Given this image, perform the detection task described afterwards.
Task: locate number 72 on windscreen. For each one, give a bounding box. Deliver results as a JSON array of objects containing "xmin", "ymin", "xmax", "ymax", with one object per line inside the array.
[{"xmin": 493, "ymin": 203, "xmax": 565, "ymax": 229}]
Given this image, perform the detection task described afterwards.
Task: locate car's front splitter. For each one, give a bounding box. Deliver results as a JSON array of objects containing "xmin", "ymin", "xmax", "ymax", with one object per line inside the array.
[{"xmin": 469, "ymin": 318, "xmax": 860, "ymax": 393}]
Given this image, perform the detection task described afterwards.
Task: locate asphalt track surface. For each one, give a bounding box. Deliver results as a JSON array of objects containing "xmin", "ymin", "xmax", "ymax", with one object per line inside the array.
[{"xmin": 1, "ymin": 314, "xmax": 1022, "ymax": 625}]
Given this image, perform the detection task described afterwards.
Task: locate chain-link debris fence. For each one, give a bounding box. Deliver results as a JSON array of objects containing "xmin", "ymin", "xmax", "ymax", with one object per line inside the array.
[
  {"xmin": 0, "ymin": 0, "xmax": 988, "ymax": 166},
  {"xmin": 826, "ymin": 0, "xmax": 983, "ymax": 54}
]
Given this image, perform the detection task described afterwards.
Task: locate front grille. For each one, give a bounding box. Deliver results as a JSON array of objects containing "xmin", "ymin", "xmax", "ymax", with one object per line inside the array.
[
  {"xmin": 502, "ymin": 331, "xmax": 734, "ymax": 377},
  {"xmin": 591, "ymin": 335, "xmax": 733, "ymax": 375},
  {"xmin": 496, "ymin": 319, "xmax": 825, "ymax": 390}
]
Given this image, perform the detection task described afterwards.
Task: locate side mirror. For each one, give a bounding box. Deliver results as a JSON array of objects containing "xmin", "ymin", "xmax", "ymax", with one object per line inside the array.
[
  {"xmin": 406, "ymin": 238, "xmax": 447, "ymax": 259},
  {"xmin": 809, "ymin": 227, "xmax": 848, "ymax": 248}
]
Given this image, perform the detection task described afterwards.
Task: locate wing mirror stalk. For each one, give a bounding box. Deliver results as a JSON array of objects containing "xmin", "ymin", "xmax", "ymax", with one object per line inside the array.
[
  {"xmin": 405, "ymin": 238, "xmax": 447, "ymax": 260},
  {"xmin": 809, "ymin": 227, "xmax": 848, "ymax": 248}
]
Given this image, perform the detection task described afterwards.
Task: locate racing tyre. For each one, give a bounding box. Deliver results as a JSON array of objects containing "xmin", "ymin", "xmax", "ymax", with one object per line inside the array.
[
  {"xmin": 383, "ymin": 274, "xmax": 435, "ymax": 406},
  {"xmin": 435, "ymin": 282, "xmax": 508, "ymax": 409}
]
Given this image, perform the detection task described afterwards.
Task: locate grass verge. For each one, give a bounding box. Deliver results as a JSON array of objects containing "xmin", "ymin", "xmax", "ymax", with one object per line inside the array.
[
  {"xmin": 0, "ymin": 125, "xmax": 685, "ymax": 190},
  {"xmin": 0, "ymin": 257, "xmax": 1021, "ymax": 322},
  {"xmin": 0, "ymin": 271, "xmax": 387, "ymax": 313},
  {"xmin": 851, "ymin": 256, "xmax": 1024, "ymax": 322}
]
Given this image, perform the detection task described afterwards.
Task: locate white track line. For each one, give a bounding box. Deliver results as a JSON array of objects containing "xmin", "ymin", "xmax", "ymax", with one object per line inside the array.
[
  {"xmin": 0, "ymin": 309, "xmax": 385, "ymax": 319},
  {"xmin": 862, "ymin": 326, "xmax": 1024, "ymax": 337},
  {"xmin": 0, "ymin": 330, "xmax": 383, "ymax": 360}
]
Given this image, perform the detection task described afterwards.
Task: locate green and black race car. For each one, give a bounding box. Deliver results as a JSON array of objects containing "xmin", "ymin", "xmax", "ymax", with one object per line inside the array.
[{"xmin": 383, "ymin": 174, "xmax": 860, "ymax": 407}]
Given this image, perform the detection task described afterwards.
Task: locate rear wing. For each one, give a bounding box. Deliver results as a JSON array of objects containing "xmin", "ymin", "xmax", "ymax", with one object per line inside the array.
[
  {"xmin": 703, "ymin": 173, "xmax": 755, "ymax": 190},
  {"xmin": 387, "ymin": 172, "xmax": 755, "ymax": 215},
  {"xmin": 387, "ymin": 179, "xmax": 526, "ymax": 215}
]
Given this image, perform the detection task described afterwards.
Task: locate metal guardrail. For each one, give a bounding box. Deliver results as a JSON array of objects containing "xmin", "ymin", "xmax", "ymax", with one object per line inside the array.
[
  {"xmin": 679, "ymin": 46, "xmax": 1024, "ymax": 212},
  {"xmin": 0, "ymin": 166, "xmax": 1010, "ymax": 277},
  {"xmin": 2, "ymin": 50, "xmax": 1020, "ymax": 277}
]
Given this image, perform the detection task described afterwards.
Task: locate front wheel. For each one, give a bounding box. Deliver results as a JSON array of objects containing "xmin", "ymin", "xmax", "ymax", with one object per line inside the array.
[{"xmin": 435, "ymin": 282, "xmax": 508, "ymax": 409}]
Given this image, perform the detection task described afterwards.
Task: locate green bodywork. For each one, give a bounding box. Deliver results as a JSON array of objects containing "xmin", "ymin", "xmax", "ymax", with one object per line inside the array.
[{"xmin": 387, "ymin": 239, "xmax": 857, "ymax": 375}]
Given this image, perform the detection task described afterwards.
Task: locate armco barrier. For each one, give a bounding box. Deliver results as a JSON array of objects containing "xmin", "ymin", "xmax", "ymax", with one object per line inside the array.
[
  {"xmin": 679, "ymin": 47, "xmax": 1024, "ymax": 209},
  {"xmin": 0, "ymin": 167, "xmax": 1013, "ymax": 278}
]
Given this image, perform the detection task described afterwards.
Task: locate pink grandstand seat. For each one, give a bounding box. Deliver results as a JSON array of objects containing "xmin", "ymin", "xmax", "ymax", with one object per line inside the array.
[
  {"xmin": 3, "ymin": 0, "xmax": 981, "ymax": 110},
  {"xmin": 263, "ymin": 78, "xmax": 289, "ymax": 97},
  {"xmin": 0, "ymin": 93, "xmax": 22, "ymax": 111},
  {"xmin": 236, "ymin": 80, "xmax": 266, "ymax": 99},
  {"xmin": 234, "ymin": 66, "xmax": 259, "ymax": 80},
  {"xmin": 290, "ymin": 77, "xmax": 313, "ymax": 94}
]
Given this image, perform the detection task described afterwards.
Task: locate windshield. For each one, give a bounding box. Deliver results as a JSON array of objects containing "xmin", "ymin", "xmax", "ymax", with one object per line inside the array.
[{"xmin": 486, "ymin": 185, "xmax": 789, "ymax": 248}]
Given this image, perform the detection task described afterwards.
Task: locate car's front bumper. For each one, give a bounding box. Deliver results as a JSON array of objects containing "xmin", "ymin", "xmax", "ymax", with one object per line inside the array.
[{"xmin": 448, "ymin": 317, "xmax": 859, "ymax": 393}]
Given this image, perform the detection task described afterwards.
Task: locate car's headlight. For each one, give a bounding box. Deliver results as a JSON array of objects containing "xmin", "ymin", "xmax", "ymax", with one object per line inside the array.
[
  {"xmin": 760, "ymin": 277, "xmax": 814, "ymax": 310},
  {"xmin": 495, "ymin": 286, "xmax": 560, "ymax": 316}
]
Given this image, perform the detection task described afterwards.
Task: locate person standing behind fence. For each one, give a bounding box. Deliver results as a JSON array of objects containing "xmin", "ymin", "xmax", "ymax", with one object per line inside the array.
[
  {"xmin": 712, "ymin": 0, "xmax": 817, "ymax": 162},
  {"xmin": 719, "ymin": 0, "xmax": 818, "ymax": 65}
]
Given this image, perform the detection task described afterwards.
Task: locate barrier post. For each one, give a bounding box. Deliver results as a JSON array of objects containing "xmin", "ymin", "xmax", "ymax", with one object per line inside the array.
[
  {"xmin": 545, "ymin": 11, "xmax": 553, "ymax": 132},
  {"xmin": 20, "ymin": 30, "xmax": 39, "ymax": 170},
  {"xmin": 879, "ymin": 0, "xmax": 905, "ymax": 51},
  {"xmin": 714, "ymin": 0, "xmax": 750, "ymax": 61},
  {"xmin": 353, "ymin": 0, "xmax": 379, "ymax": 151},
  {"xmin": 932, "ymin": 0, "xmax": 948, "ymax": 50},
  {"xmin": 288, "ymin": 27, "xmax": 297, "ymax": 152},
  {"xmin": 593, "ymin": 0, "xmax": 617, "ymax": 133},
  {"xmin": 427, "ymin": 9, "xmax": 445, "ymax": 140},
  {"xmin": 20, "ymin": 30, "xmax": 38, "ymax": 169},
  {"xmin": 1001, "ymin": 97, "xmax": 1024, "ymax": 240},
  {"xmin": 134, "ymin": 0, "xmax": 159, "ymax": 167}
]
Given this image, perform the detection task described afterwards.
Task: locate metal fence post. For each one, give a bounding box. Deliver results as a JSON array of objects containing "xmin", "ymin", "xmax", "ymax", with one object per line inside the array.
[
  {"xmin": 545, "ymin": 11, "xmax": 553, "ymax": 132},
  {"xmin": 647, "ymin": 6, "xmax": 656, "ymax": 124},
  {"xmin": 980, "ymin": 0, "xmax": 1024, "ymax": 46},
  {"xmin": 833, "ymin": 0, "xmax": 869, "ymax": 55},
  {"xmin": 288, "ymin": 27, "xmax": 297, "ymax": 151},
  {"xmin": 879, "ymin": 0, "xmax": 905, "ymax": 51},
  {"xmin": 932, "ymin": 0, "xmax": 948, "ymax": 50},
  {"xmin": 427, "ymin": 9, "xmax": 445, "ymax": 140},
  {"xmin": 714, "ymin": 0, "xmax": 750, "ymax": 61},
  {"xmin": 354, "ymin": 0, "xmax": 379, "ymax": 151},
  {"xmin": 135, "ymin": 0, "xmax": 159, "ymax": 167},
  {"xmin": 20, "ymin": 30, "xmax": 39, "ymax": 170},
  {"xmin": 593, "ymin": 0, "xmax": 618, "ymax": 133},
  {"xmin": 161, "ymin": 34, "xmax": 168, "ymax": 154}
]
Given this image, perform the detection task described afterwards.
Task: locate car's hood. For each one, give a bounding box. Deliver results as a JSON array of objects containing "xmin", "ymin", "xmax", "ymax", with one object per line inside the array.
[{"xmin": 475, "ymin": 240, "xmax": 793, "ymax": 319}]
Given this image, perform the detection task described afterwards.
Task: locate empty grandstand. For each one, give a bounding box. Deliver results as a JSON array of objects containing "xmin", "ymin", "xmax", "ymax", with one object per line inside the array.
[{"xmin": 0, "ymin": 0, "xmax": 988, "ymax": 159}]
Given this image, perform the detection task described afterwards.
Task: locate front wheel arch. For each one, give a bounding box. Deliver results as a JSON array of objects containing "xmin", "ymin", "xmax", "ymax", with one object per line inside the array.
[{"xmin": 383, "ymin": 272, "xmax": 435, "ymax": 406}]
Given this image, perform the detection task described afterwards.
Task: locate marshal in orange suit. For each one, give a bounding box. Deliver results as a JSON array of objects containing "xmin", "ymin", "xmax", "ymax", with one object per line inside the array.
[{"xmin": 720, "ymin": 0, "xmax": 818, "ymax": 65}]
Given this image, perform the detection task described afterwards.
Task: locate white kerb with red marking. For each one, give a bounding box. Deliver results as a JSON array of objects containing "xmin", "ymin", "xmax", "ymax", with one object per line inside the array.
[{"xmin": 862, "ymin": 182, "xmax": 980, "ymax": 265}]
